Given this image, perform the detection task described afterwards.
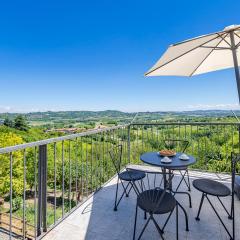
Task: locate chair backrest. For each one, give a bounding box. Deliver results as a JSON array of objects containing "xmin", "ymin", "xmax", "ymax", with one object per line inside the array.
[
  {"xmin": 164, "ymin": 139, "xmax": 189, "ymax": 153},
  {"xmin": 109, "ymin": 144, "xmax": 123, "ymax": 174},
  {"xmin": 126, "ymin": 166, "xmax": 174, "ymax": 214},
  {"xmin": 231, "ymin": 152, "xmax": 240, "ymax": 192},
  {"xmin": 230, "ymin": 152, "xmax": 240, "ymax": 239}
]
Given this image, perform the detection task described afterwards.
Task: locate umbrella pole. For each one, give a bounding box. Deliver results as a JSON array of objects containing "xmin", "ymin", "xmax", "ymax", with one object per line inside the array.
[{"xmin": 230, "ymin": 31, "xmax": 240, "ymax": 103}]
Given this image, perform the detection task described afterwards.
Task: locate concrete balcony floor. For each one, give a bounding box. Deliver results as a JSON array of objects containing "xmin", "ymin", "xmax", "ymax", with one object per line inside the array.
[{"xmin": 43, "ymin": 170, "xmax": 240, "ymax": 240}]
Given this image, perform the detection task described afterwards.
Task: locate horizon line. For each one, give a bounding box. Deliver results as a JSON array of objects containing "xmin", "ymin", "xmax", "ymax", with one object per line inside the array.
[{"xmin": 0, "ymin": 108, "xmax": 240, "ymax": 114}]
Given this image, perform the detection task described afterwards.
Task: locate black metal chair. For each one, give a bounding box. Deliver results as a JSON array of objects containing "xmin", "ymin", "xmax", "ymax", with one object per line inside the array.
[
  {"xmin": 193, "ymin": 152, "xmax": 239, "ymax": 240},
  {"xmin": 127, "ymin": 166, "xmax": 189, "ymax": 240},
  {"xmin": 163, "ymin": 139, "xmax": 191, "ymax": 192},
  {"xmin": 109, "ymin": 144, "xmax": 146, "ymax": 211}
]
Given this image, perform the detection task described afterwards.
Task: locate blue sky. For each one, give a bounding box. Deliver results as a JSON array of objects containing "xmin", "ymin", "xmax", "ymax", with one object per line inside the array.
[{"xmin": 0, "ymin": 0, "xmax": 240, "ymax": 112}]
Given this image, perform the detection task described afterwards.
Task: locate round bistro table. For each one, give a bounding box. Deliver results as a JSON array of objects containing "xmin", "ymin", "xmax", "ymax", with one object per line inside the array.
[{"xmin": 140, "ymin": 152, "xmax": 196, "ymax": 190}]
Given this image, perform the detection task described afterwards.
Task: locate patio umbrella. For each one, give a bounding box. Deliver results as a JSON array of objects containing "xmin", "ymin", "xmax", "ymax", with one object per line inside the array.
[{"xmin": 145, "ymin": 25, "xmax": 240, "ymax": 102}]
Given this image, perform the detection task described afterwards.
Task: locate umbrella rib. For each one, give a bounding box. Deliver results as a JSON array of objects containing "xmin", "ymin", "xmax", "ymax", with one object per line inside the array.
[
  {"xmin": 189, "ymin": 34, "xmax": 228, "ymax": 76},
  {"xmin": 216, "ymin": 33, "xmax": 232, "ymax": 47},
  {"xmin": 200, "ymin": 46, "xmax": 231, "ymax": 50},
  {"xmin": 145, "ymin": 33, "xmax": 225, "ymax": 76},
  {"xmin": 171, "ymin": 27, "xmax": 240, "ymax": 47},
  {"xmin": 233, "ymin": 33, "xmax": 240, "ymax": 47},
  {"xmin": 236, "ymin": 41, "xmax": 240, "ymax": 49},
  {"xmin": 171, "ymin": 29, "xmax": 228, "ymax": 47},
  {"xmin": 234, "ymin": 32, "xmax": 240, "ymax": 41}
]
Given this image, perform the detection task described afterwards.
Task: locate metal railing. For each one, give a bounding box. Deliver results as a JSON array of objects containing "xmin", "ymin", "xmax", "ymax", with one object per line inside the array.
[
  {"xmin": 129, "ymin": 122, "xmax": 240, "ymax": 172},
  {"xmin": 0, "ymin": 122, "xmax": 240, "ymax": 239},
  {"xmin": 0, "ymin": 212, "xmax": 35, "ymax": 239},
  {"xmin": 0, "ymin": 124, "xmax": 130, "ymax": 239}
]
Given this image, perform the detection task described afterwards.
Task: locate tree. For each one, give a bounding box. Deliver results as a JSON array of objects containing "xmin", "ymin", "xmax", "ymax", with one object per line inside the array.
[
  {"xmin": 14, "ymin": 115, "xmax": 29, "ymax": 131},
  {"xmin": 0, "ymin": 133, "xmax": 24, "ymax": 197},
  {"xmin": 3, "ymin": 117, "xmax": 14, "ymax": 128}
]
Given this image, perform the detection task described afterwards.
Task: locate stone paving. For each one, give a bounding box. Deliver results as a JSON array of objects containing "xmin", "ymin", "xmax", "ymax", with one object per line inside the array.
[{"xmin": 42, "ymin": 170, "xmax": 240, "ymax": 240}]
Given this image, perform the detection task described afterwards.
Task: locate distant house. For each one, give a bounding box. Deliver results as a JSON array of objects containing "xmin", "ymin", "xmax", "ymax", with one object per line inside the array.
[
  {"xmin": 45, "ymin": 128, "xmax": 82, "ymax": 134},
  {"xmin": 0, "ymin": 119, "xmax": 4, "ymax": 125},
  {"xmin": 94, "ymin": 124, "xmax": 108, "ymax": 129}
]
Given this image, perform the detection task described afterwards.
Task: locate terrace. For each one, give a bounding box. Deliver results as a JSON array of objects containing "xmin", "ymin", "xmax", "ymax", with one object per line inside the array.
[
  {"xmin": 0, "ymin": 122, "xmax": 239, "ymax": 240},
  {"xmin": 41, "ymin": 171, "xmax": 240, "ymax": 240}
]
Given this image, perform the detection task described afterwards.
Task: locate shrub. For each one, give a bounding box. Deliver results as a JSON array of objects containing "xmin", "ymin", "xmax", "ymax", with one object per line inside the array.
[{"xmin": 12, "ymin": 196, "xmax": 22, "ymax": 211}]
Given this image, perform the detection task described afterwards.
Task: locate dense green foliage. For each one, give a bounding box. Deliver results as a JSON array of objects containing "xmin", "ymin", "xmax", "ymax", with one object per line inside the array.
[
  {"xmin": 0, "ymin": 132, "xmax": 24, "ymax": 196},
  {"xmin": 13, "ymin": 115, "xmax": 29, "ymax": 131},
  {"xmin": 4, "ymin": 115, "xmax": 29, "ymax": 131},
  {"xmin": 3, "ymin": 117, "xmax": 14, "ymax": 128}
]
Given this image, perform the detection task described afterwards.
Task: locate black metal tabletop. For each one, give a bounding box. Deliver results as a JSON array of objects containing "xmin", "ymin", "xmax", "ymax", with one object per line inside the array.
[{"xmin": 140, "ymin": 152, "xmax": 196, "ymax": 169}]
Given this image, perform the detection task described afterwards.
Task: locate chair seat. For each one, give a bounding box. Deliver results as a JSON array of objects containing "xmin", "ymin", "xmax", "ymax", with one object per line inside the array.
[
  {"xmin": 137, "ymin": 189, "xmax": 176, "ymax": 214},
  {"xmin": 234, "ymin": 176, "xmax": 240, "ymax": 200},
  {"xmin": 119, "ymin": 170, "xmax": 146, "ymax": 181},
  {"xmin": 193, "ymin": 178, "xmax": 231, "ymax": 197}
]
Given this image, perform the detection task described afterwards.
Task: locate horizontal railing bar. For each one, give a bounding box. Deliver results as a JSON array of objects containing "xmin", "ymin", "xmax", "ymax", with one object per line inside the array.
[
  {"xmin": 131, "ymin": 122, "xmax": 240, "ymax": 126},
  {"xmin": 0, "ymin": 124, "xmax": 129, "ymax": 154}
]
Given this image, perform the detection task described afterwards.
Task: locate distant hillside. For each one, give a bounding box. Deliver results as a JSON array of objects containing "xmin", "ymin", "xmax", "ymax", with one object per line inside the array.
[
  {"xmin": 0, "ymin": 109, "xmax": 239, "ymax": 121},
  {"xmin": 0, "ymin": 110, "xmax": 134, "ymax": 121},
  {"xmin": 0, "ymin": 110, "xmax": 240, "ymax": 122}
]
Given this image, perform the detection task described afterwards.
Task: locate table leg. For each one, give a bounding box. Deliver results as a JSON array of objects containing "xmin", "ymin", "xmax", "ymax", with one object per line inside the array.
[
  {"xmin": 168, "ymin": 169, "xmax": 173, "ymax": 191},
  {"xmin": 162, "ymin": 168, "xmax": 173, "ymax": 190},
  {"xmin": 162, "ymin": 168, "xmax": 167, "ymax": 189}
]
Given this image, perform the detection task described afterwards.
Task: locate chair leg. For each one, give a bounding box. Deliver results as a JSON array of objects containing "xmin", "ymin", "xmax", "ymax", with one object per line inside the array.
[
  {"xmin": 114, "ymin": 179, "xmax": 131, "ymax": 211},
  {"xmin": 177, "ymin": 201, "xmax": 189, "ymax": 231},
  {"xmin": 176, "ymin": 204, "xmax": 179, "ymax": 240},
  {"xmin": 151, "ymin": 215, "xmax": 164, "ymax": 240},
  {"xmin": 114, "ymin": 177, "xmax": 119, "ymax": 211},
  {"xmin": 175, "ymin": 170, "xmax": 186, "ymax": 192},
  {"xmin": 144, "ymin": 211, "xmax": 147, "ymax": 220},
  {"xmin": 120, "ymin": 179, "xmax": 130, "ymax": 197},
  {"xmin": 186, "ymin": 169, "xmax": 191, "ymax": 191},
  {"xmin": 196, "ymin": 193, "xmax": 205, "ymax": 221},
  {"xmin": 176, "ymin": 170, "xmax": 190, "ymax": 192},
  {"xmin": 162, "ymin": 209, "xmax": 174, "ymax": 232},
  {"xmin": 154, "ymin": 174, "xmax": 157, "ymax": 188},
  {"xmin": 230, "ymin": 194, "xmax": 234, "ymax": 220},
  {"xmin": 140, "ymin": 179, "xmax": 143, "ymax": 191},
  {"xmin": 133, "ymin": 204, "xmax": 138, "ymax": 240},
  {"xmin": 137, "ymin": 216, "xmax": 151, "ymax": 240},
  {"xmin": 126, "ymin": 183, "xmax": 133, "ymax": 197},
  {"xmin": 232, "ymin": 193, "xmax": 235, "ymax": 240},
  {"xmin": 217, "ymin": 196, "xmax": 232, "ymax": 219},
  {"xmin": 205, "ymin": 195, "xmax": 233, "ymax": 239}
]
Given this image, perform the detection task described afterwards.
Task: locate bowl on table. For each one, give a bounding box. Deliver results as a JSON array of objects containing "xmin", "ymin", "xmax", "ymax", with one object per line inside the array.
[
  {"xmin": 161, "ymin": 156, "xmax": 172, "ymax": 164},
  {"xmin": 179, "ymin": 153, "xmax": 190, "ymax": 161},
  {"xmin": 159, "ymin": 149, "xmax": 176, "ymax": 157}
]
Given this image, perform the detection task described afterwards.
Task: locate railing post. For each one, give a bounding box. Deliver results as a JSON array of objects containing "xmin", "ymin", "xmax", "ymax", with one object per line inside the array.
[
  {"xmin": 37, "ymin": 144, "xmax": 48, "ymax": 236},
  {"xmin": 238, "ymin": 125, "xmax": 240, "ymax": 153},
  {"xmin": 127, "ymin": 125, "xmax": 131, "ymax": 164}
]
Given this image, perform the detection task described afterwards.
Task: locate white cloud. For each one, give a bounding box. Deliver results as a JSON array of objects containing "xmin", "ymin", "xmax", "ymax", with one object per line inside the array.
[
  {"xmin": 0, "ymin": 106, "xmax": 12, "ymax": 112},
  {"xmin": 185, "ymin": 103, "xmax": 240, "ymax": 110}
]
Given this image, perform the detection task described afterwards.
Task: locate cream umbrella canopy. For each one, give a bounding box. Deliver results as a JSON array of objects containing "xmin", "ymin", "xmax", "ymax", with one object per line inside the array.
[{"xmin": 145, "ymin": 25, "xmax": 240, "ymax": 101}]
